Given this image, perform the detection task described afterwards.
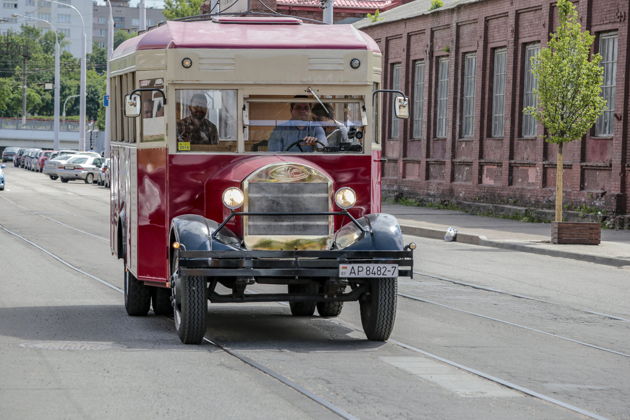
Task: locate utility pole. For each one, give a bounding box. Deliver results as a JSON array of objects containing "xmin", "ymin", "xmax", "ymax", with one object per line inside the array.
[
  {"xmin": 139, "ymin": 0, "xmax": 146, "ymax": 31},
  {"xmin": 322, "ymin": 0, "xmax": 334, "ymax": 24},
  {"xmin": 21, "ymin": 45, "xmax": 28, "ymax": 127}
]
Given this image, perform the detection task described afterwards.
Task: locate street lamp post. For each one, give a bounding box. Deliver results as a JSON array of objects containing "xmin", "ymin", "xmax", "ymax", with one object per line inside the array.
[
  {"xmin": 62, "ymin": 94, "xmax": 79, "ymax": 126},
  {"xmin": 43, "ymin": 0, "xmax": 87, "ymax": 151},
  {"xmin": 13, "ymin": 13, "xmax": 61, "ymax": 150}
]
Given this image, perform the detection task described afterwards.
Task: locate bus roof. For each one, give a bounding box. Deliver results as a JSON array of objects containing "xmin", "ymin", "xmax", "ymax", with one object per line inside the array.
[{"xmin": 112, "ymin": 19, "xmax": 380, "ymax": 59}]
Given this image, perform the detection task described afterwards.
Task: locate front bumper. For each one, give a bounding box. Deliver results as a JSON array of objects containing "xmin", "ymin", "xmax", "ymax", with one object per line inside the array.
[{"xmin": 177, "ymin": 249, "xmax": 414, "ymax": 278}]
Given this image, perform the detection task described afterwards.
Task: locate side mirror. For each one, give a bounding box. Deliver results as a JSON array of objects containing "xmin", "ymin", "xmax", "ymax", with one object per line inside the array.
[
  {"xmin": 124, "ymin": 94, "xmax": 141, "ymax": 118},
  {"xmin": 394, "ymin": 96, "xmax": 409, "ymax": 119}
]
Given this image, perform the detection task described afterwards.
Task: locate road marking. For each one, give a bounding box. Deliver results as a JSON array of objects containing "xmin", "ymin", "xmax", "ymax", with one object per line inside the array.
[{"xmin": 382, "ymin": 356, "xmax": 519, "ymax": 397}]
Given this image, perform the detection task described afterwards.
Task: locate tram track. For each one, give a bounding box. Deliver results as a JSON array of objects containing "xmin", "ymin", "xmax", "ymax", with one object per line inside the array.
[{"xmin": 0, "ymin": 220, "xmax": 613, "ymax": 420}]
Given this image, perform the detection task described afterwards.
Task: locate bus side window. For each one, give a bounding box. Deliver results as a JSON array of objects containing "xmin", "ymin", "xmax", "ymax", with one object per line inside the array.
[{"xmin": 175, "ymin": 89, "xmax": 237, "ymax": 153}]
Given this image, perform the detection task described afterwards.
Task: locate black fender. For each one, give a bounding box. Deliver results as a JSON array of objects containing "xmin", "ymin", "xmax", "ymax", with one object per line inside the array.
[
  {"xmin": 169, "ymin": 214, "xmax": 242, "ymax": 252},
  {"xmin": 334, "ymin": 213, "xmax": 404, "ymax": 251},
  {"xmin": 116, "ymin": 209, "xmax": 127, "ymax": 260}
]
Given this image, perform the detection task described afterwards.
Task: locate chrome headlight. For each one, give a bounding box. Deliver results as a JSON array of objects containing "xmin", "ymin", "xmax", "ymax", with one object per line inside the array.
[
  {"xmin": 335, "ymin": 187, "xmax": 356, "ymax": 209},
  {"xmin": 222, "ymin": 187, "xmax": 244, "ymax": 210}
]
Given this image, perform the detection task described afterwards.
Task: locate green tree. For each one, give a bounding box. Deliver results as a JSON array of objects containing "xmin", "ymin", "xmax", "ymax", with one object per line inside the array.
[
  {"xmin": 114, "ymin": 29, "xmax": 137, "ymax": 49},
  {"xmin": 429, "ymin": 0, "xmax": 444, "ymax": 11},
  {"xmin": 88, "ymin": 42, "xmax": 107, "ymax": 75},
  {"xmin": 524, "ymin": 0, "xmax": 606, "ymax": 223},
  {"xmin": 163, "ymin": 0, "xmax": 205, "ymax": 20}
]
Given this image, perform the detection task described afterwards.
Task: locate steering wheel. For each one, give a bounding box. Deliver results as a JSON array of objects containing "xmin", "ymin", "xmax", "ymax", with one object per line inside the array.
[{"xmin": 284, "ymin": 139, "xmax": 326, "ymax": 152}]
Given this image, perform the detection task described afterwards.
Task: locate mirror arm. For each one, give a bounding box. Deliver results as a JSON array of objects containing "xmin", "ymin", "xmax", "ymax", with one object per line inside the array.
[
  {"xmin": 128, "ymin": 88, "xmax": 167, "ymax": 105},
  {"xmin": 371, "ymin": 89, "xmax": 407, "ymax": 106}
]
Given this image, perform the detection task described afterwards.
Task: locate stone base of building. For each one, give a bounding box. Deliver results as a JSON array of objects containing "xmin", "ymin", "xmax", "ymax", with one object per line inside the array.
[{"xmin": 551, "ymin": 222, "xmax": 601, "ymax": 245}]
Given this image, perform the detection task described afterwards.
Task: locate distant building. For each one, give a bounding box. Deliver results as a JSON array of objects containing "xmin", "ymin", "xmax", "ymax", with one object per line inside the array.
[
  {"xmin": 355, "ymin": 0, "xmax": 630, "ymax": 216},
  {"xmin": 92, "ymin": 0, "xmax": 165, "ymax": 49},
  {"xmin": 0, "ymin": 0, "xmax": 93, "ymax": 57}
]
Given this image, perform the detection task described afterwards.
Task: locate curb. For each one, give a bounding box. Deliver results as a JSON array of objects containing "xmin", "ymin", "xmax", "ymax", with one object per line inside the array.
[{"xmin": 400, "ymin": 224, "xmax": 630, "ymax": 268}]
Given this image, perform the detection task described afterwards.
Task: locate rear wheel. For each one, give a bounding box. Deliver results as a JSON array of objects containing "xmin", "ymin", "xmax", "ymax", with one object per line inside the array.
[
  {"xmin": 317, "ymin": 301, "xmax": 344, "ymax": 318},
  {"xmin": 124, "ymin": 269, "xmax": 151, "ymax": 316},
  {"xmin": 60, "ymin": 177, "xmax": 68, "ymax": 183},
  {"xmin": 360, "ymin": 277, "xmax": 397, "ymax": 341},
  {"xmin": 49, "ymin": 175, "xmax": 58, "ymax": 180},
  {"xmin": 151, "ymin": 287, "xmax": 173, "ymax": 316},
  {"xmin": 288, "ymin": 284, "xmax": 317, "ymax": 316},
  {"xmin": 85, "ymin": 173, "xmax": 94, "ymax": 184}
]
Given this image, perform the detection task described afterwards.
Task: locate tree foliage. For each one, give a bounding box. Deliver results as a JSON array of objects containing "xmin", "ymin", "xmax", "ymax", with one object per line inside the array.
[
  {"xmin": 163, "ymin": 0, "xmax": 205, "ymax": 20},
  {"xmin": 525, "ymin": 0, "xmax": 605, "ymax": 144},
  {"xmin": 524, "ymin": 0, "xmax": 606, "ymax": 223},
  {"xmin": 0, "ymin": 25, "xmax": 106, "ymax": 128},
  {"xmin": 114, "ymin": 29, "xmax": 137, "ymax": 49}
]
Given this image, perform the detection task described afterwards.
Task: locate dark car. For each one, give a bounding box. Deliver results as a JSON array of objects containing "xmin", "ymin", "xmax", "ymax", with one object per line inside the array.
[
  {"xmin": 13, "ymin": 148, "xmax": 26, "ymax": 167},
  {"xmin": 2, "ymin": 147, "xmax": 20, "ymax": 162}
]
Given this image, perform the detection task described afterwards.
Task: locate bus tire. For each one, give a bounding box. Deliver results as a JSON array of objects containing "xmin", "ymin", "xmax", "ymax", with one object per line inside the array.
[
  {"xmin": 173, "ymin": 276, "xmax": 207, "ymax": 344},
  {"xmin": 151, "ymin": 287, "xmax": 173, "ymax": 316},
  {"xmin": 317, "ymin": 301, "xmax": 343, "ymax": 318},
  {"xmin": 288, "ymin": 284, "xmax": 316, "ymax": 316},
  {"xmin": 360, "ymin": 277, "xmax": 397, "ymax": 341},
  {"xmin": 124, "ymin": 270, "xmax": 151, "ymax": 316}
]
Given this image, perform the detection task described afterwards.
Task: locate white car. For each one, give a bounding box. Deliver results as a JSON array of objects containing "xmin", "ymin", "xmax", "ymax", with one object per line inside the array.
[
  {"xmin": 0, "ymin": 164, "xmax": 5, "ymax": 190},
  {"xmin": 57, "ymin": 155, "xmax": 105, "ymax": 184}
]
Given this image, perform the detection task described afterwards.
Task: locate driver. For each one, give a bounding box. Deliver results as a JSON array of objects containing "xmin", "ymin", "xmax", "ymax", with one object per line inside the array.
[{"xmin": 268, "ymin": 100, "xmax": 327, "ymax": 152}]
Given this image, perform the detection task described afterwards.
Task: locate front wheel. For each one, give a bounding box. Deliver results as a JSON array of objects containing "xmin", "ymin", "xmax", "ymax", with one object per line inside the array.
[
  {"xmin": 124, "ymin": 269, "xmax": 151, "ymax": 316},
  {"xmin": 360, "ymin": 278, "xmax": 397, "ymax": 341},
  {"xmin": 172, "ymin": 275, "xmax": 207, "ymax": 344},
  {"xmin": 60, "ymin": 177, "xmax": 68, "ymax": 183},
  {"xmin": 85, "ymin": 173, "xmax": 94, "ymax": 184},
  {"xmin": 49, "ymin": 175, "xmax": 58, "ymax": 180}
]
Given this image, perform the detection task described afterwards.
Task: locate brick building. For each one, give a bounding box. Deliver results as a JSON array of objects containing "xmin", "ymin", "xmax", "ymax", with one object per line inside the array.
[{"xmin": 355, "ymin": 0, "xmax": 630, "ymax": 217}]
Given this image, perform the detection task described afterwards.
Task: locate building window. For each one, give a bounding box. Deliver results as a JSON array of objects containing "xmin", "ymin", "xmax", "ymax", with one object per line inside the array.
[
  {"xmin": 412, "ymin": 60, "xmax": 425, "ymax": 139},
  {"xmin": 26, "ymin": 0, "xmax": 35, "ymax": 5},
  {"xmin": 57, "ymin": 14, "xmax": 71, "ymax": 24},
  {"xmin": 3, "ymin": 2, "xmax": 17, "ymax": 9},
  {"xmin": 98, "ymin": 29, "xmax": 106, "ymax": 37},
  {"xmin": 57, "ymin": 0, "xmax": 70, "ymax": 8},
  {"xmin": 461, "ymin": 53, "xmax": 476, "ymax": 138},
  {"xmin": 390, "ymin": 63, "xmax": 401, "ymax": 139},
  {"xmin": 436, "ymin": 57, "xmax": 449, "ymax": 138},
  {"xmin": 98, "ymin": 17, "xmax": 106, "ymax": 24},
  {"xmin": 59, "ymin": 28, "xmax": 70, "ymax": 38},
  {"xmin": 491, "ymin": 48, "xmax": 507, "ymax": 138},
  {"xmin": 595, "ymin": 32, "xmax": 618, "ymax": 137},
  {"xmin": 132, "ymin": 18, "xmax": 139, "ymax": 27},
  {"xmin": 38, "ymin": 13, "xmax": 51, "ymax": 21},
  {"xmin": 113, "ymin": 17, "xmax": 124, "ymax": 27},
  {"xmin": 522, "ymin": 43, "xmax": 539, "ymax": 138}
]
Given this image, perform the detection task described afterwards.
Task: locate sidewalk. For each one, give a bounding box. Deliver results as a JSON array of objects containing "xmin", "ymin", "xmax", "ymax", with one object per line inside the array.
[{"xmin": 383, "ymin": 203, "xmax": 630, "ymax": 268}]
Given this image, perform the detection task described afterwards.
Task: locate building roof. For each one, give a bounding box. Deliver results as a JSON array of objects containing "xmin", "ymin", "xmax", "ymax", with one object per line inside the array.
[
  {"xmin": 354, "ymin": 0, "xmax": 483, "ymax": 28},
  {"xmin": 277, "ymin": 0, "xmax": 399, "ymax": 11},
  {"xmin": 112, "ymin": 18, "xmax": 379, "ymax": 59}
]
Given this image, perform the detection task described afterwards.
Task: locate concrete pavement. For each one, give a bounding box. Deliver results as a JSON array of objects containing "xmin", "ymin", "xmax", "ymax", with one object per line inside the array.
[{"xmin": 384, "ymin": 203, "xmax": 630, "ymax": 268}]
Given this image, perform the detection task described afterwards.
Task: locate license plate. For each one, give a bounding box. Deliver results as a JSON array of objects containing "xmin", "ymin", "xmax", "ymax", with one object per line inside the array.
[{"xmin": 339, "ymin": 264, "xmax": 398, "ymax": 278}]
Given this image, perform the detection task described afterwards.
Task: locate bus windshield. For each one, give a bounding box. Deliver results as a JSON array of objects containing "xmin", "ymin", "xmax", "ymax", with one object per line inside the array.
[{"xmin": 245, "ymin": 96, "xmax": 365, "ymax": 153}]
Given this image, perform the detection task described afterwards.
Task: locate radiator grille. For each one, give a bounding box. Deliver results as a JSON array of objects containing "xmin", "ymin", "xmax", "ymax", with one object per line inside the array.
[{"xmin": 247, "ymin": 182, "xmax": 329, "ymax": 235}]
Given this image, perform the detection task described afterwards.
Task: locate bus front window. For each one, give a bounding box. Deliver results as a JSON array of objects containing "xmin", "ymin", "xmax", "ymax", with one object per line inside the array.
[
  {"xmin": 245, "ymin": 96, "xmax": 365, "ymax": 153},
  {"xmin": 176, "ymin": 89, "xmax": 237, "ymax": 152}
]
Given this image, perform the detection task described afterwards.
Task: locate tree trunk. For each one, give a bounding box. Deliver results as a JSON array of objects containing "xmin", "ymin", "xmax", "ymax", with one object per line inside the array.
[{"xmin": 555, "ymin": 143, "xmax": 564, "ymax": 222}]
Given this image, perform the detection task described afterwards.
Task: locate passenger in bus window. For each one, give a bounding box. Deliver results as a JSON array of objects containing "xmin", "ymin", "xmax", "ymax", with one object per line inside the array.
[
  {"xmin": 267, "ymin": 102, "xmax": 327, "ymax": 152},
  {"xmin": 176, "ymin": 93, "xmax": 219, "ymax": 145}
]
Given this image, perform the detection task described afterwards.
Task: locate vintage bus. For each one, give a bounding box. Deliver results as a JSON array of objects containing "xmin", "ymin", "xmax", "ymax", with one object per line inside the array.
[{"xmin": 109, "ymin": 16, "xmax": 415, "ymax": 344}]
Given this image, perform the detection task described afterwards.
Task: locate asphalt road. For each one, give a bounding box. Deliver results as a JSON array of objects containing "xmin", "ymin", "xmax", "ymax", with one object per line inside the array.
[{"xmin": 0, "ymin": 165, "xmax": 628, "ymax": 420}]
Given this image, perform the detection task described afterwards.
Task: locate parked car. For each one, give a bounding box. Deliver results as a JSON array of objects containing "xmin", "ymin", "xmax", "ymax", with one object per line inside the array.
[
  {"xmin": 37, "ymin": 151, "xmax": 59, "ymax": 172},
  {"xmin": 13, "ymin": 148, "xmax": 25, "ymax": 167},
  {"xmin": 96, "ymin": 158, "xmax": 110, "ymax": 187},
  {"xmin": 0, "ymin": 164, "xmax": 5, "ymax": 190},
  {"xmin": 43, "ymin": 153, "xmax": 76, "ymax": 180},
  {"xmin": 57, "ymin": 155, "xmax": 105, "ymax": 184},
  {"xmin": 2, "ymin": 146, "xmax": 20, "ymax": 162},
  {"xmin": 23, "ymin": 149, "xmax": 41, "ymax": 170}
]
